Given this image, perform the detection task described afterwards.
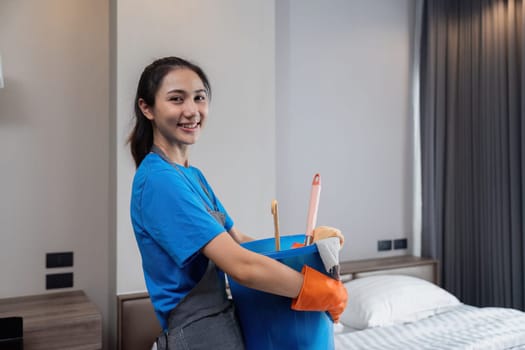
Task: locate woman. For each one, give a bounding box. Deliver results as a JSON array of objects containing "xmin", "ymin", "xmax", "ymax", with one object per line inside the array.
[{"xmin": 129, "ymin": 56, "xmax": 347, "ymax": 349}]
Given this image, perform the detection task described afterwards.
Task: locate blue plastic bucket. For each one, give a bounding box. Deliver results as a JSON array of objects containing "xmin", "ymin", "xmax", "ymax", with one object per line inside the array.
[{"xmin": 228, "ymin": 234, "xmax": 334, "ymax": 350}]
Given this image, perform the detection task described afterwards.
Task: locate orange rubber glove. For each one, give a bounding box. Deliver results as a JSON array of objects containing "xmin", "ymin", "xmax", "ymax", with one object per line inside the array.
[{"xmin": 291, "ymin": 265, "xmax": 348, "ymax": 323}]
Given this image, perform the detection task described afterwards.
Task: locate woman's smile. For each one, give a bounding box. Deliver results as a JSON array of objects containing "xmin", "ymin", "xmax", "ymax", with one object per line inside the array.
[{"xmin": 177, "ymin": 121, "xmax": 201, "ymax": 130}]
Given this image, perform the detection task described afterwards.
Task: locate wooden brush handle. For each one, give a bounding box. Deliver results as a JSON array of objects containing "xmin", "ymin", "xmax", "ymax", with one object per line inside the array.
[{"xmin": 271, "ymin": 199, "xmax": 280, "ymax": 251}]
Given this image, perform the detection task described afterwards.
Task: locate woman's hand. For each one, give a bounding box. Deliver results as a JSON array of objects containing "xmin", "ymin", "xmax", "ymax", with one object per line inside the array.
[{"xmin": 291, "ymin": 265, "xmax": 348, "ymax": 323}]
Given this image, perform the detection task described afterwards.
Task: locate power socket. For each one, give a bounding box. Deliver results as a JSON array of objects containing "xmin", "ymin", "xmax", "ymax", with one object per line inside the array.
[
  {"xmin": 46, "ymin": 273, "xmax": 73, "ymax": 289},
  {"xmin": 377, "ymin": 240, "xmax": 392, "ymax": 251},
  {"xmin": 46, "ymin": 252, "xmax": 73, "ymax": 268},
  {"xmin": 394, "ymin": 238, "xmax": 408, "ymax": 249}
]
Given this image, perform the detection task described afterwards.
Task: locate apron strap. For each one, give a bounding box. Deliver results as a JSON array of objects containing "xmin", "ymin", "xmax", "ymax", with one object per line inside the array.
[{"xmin": 150, "ymin": 145, "xmax": 218, "ymax": 213}]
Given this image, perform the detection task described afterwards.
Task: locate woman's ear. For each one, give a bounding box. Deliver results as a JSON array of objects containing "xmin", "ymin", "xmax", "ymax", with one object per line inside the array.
[{"xmin": 138, "ymin": 98, "xmax": 155, "ymax": 121}]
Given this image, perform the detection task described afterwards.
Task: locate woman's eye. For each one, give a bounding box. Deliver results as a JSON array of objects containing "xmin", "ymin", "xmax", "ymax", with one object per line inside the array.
[
  {"xmin": 195, "ymin": 95, "xmax": 207, "ymax": 102},
  {"xmin": 169, "ymin": 96, "xmax": 183, "ymax": 103}
]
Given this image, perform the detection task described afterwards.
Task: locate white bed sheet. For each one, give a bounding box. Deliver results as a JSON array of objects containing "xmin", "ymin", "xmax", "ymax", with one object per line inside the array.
[{"xmin": 334, "ymin": 304, "xmax": 525, "ymax": 350}]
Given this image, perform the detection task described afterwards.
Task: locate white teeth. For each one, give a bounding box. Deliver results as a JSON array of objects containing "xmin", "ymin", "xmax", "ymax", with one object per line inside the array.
[{"xmin": 179, "ymin": 123, "xmax": 199, "ymax": 129}]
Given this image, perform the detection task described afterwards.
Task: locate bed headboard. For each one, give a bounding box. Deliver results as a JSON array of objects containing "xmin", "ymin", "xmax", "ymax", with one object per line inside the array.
[
  {"xmin": 117, "ymin": 292, "xmax": 161, "ymax": 350},
  {"xmin": 339, "ymin": 256, "xmax": 439, "ymax": 284},
  {"xmin": 116, "ymin": 256, "xmax": 438, "ymax": 349}
]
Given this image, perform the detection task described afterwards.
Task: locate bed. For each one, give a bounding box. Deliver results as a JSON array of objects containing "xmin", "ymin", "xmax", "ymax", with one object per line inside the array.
[
  {"xmin": 333, "ymin": 274, "xmax": 525, "ymax": 349},
  {"xmin": 117, "ymin": 256, "xmax": 525, "ymax": 349}
]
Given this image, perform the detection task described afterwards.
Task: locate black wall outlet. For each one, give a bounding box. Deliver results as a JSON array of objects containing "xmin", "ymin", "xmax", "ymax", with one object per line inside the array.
[
  {"xmin": 46, "ymin": 252, "xmax": 73, "ymax": 268},
  {"xmin": 377, "ymin": 240, "xmax": 392, "ymax": 251},
  {"xmin": 394, "ymin": 238, "xmax": 408, "ymax": 250},
  {"xmin": 46, "ymin": 273, "xmax": 73, "ymax": 289}
]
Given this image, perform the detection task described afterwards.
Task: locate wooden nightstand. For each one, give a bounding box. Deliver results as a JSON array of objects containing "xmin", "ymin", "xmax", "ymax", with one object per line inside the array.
[
  {"xmin": 0, "ymin": 290, "xmax": 102, "ymax": 350},
  {"xmin": 340, "ymin": 255, "xmax": 439, "ymax": 284}
]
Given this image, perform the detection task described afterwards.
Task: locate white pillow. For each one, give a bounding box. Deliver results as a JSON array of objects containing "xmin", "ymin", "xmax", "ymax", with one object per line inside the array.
[{"xmin": 340, "ymin": 274, "xmax": 460, "ymax": 329}]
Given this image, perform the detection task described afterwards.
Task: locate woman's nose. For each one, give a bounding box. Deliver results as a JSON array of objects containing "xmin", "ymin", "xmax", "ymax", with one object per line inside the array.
[{"xmin": 182, "ymin": 100, "xmax": 198, "ymax": 117}]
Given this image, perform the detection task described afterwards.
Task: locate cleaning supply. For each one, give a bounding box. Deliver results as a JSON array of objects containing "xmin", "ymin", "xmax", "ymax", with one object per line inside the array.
[
  {"xmin": 312, "ymin": 226, "xmax": 344, "ymax": 279},
  {"xmin": 228, "ymin": 234, "xmax": 335, "ymax": 350},
  {"xmin": 271, "ymin": 200, "xmax": 280, "ymax": 251},
  {"xmin": 313, "ymin": 226, "xmax": 344, "ymax": 247},
  {"xmin": 315, "ymin": 237, "xmax": 341, "ymax": 280},
  {"xmin": 291, "ymin": 265, "xmax": 348, "ymax": 322},
  {"xmin": 304, "ymin": 174, "xmax": 321, "ymax": 245},
  {"xmin": 292, "ymin": 226, "xmax": 343, "ymax": 249}
]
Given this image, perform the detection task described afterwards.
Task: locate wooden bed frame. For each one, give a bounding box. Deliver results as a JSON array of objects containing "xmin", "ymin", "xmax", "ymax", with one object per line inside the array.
[
  {"xmin": 117, "ymin": 256, "xmax": 437, "ymax": 349},
  {"xmin": 117, "ymin": 292, "xmax": 161, "ymax": 350}
]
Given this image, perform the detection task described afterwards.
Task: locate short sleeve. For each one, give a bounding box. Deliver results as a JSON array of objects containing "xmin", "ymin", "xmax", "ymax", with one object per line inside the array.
[{"xmin": 140, "ymin": 169, "xmax": 227, "ymax": 267}]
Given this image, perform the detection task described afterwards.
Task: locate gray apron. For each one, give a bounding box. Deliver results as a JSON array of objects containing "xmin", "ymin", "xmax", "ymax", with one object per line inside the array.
[{"xmin": 151, "ymin": 146, "xmax": 245, "ymax": 350}]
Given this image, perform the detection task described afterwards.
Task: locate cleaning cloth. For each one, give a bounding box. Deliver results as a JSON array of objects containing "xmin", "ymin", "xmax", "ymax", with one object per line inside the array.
[{"xmin": 314, "ymin": 237, "xmax": 341, "ymax": 280}]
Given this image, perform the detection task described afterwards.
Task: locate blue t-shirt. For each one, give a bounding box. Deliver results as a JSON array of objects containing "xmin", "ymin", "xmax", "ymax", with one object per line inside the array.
[{"xmin": 130, "ymin": 153, "xmax": 234, "ymax": 330}]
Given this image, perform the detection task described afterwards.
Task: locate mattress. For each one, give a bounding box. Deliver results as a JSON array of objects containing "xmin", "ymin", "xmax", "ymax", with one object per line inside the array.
[{"xmin": 334, "ymin": 304, "xmax": 525, "ymax": 350}]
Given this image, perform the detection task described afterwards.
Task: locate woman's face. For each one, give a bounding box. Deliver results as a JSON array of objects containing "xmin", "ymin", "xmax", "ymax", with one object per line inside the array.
[{"xmin": 142, "ymin": 68, "xmax": 209, "ymax": 147}]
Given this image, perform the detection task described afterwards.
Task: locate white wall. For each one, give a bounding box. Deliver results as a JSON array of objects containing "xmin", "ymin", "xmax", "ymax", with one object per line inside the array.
[
  {"xmin": 116, "ymin": 0, "xmax": 276, "ymax": 294},
  {"xmin": 0, "ymin": 0, "xmax": 110, "ymax": 346},
  {"xmin": 276, "ymin": 0, "xmax": 416, "ymax": 261}
]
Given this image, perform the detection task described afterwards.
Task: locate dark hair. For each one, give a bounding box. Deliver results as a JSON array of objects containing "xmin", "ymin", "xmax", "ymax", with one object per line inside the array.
[{"xmin": 128, "ymin": 56, "xmax": 211, "ymax": 168}]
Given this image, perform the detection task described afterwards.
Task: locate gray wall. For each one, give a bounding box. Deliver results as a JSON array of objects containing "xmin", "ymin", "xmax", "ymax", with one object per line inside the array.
[
  {"xmin": 276, "ymin": 0, "xmax": 416, "ymax": 261},
  {"xmin": 0, "ymin": 0, "xmax": 110, "ymax": 347}
]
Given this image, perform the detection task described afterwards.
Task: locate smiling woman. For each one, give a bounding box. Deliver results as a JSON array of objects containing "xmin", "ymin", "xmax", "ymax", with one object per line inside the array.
[
  {"xmin": 127, "ymin": 56, "xmax": 347, "ymax": 350},
  {"xmin": 138, "ymin": 68, "xmax": 208, "ymax": 160},
  {"xmin": 128, "ymin": 57, "xmax": 212, "ymax": 168}
]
